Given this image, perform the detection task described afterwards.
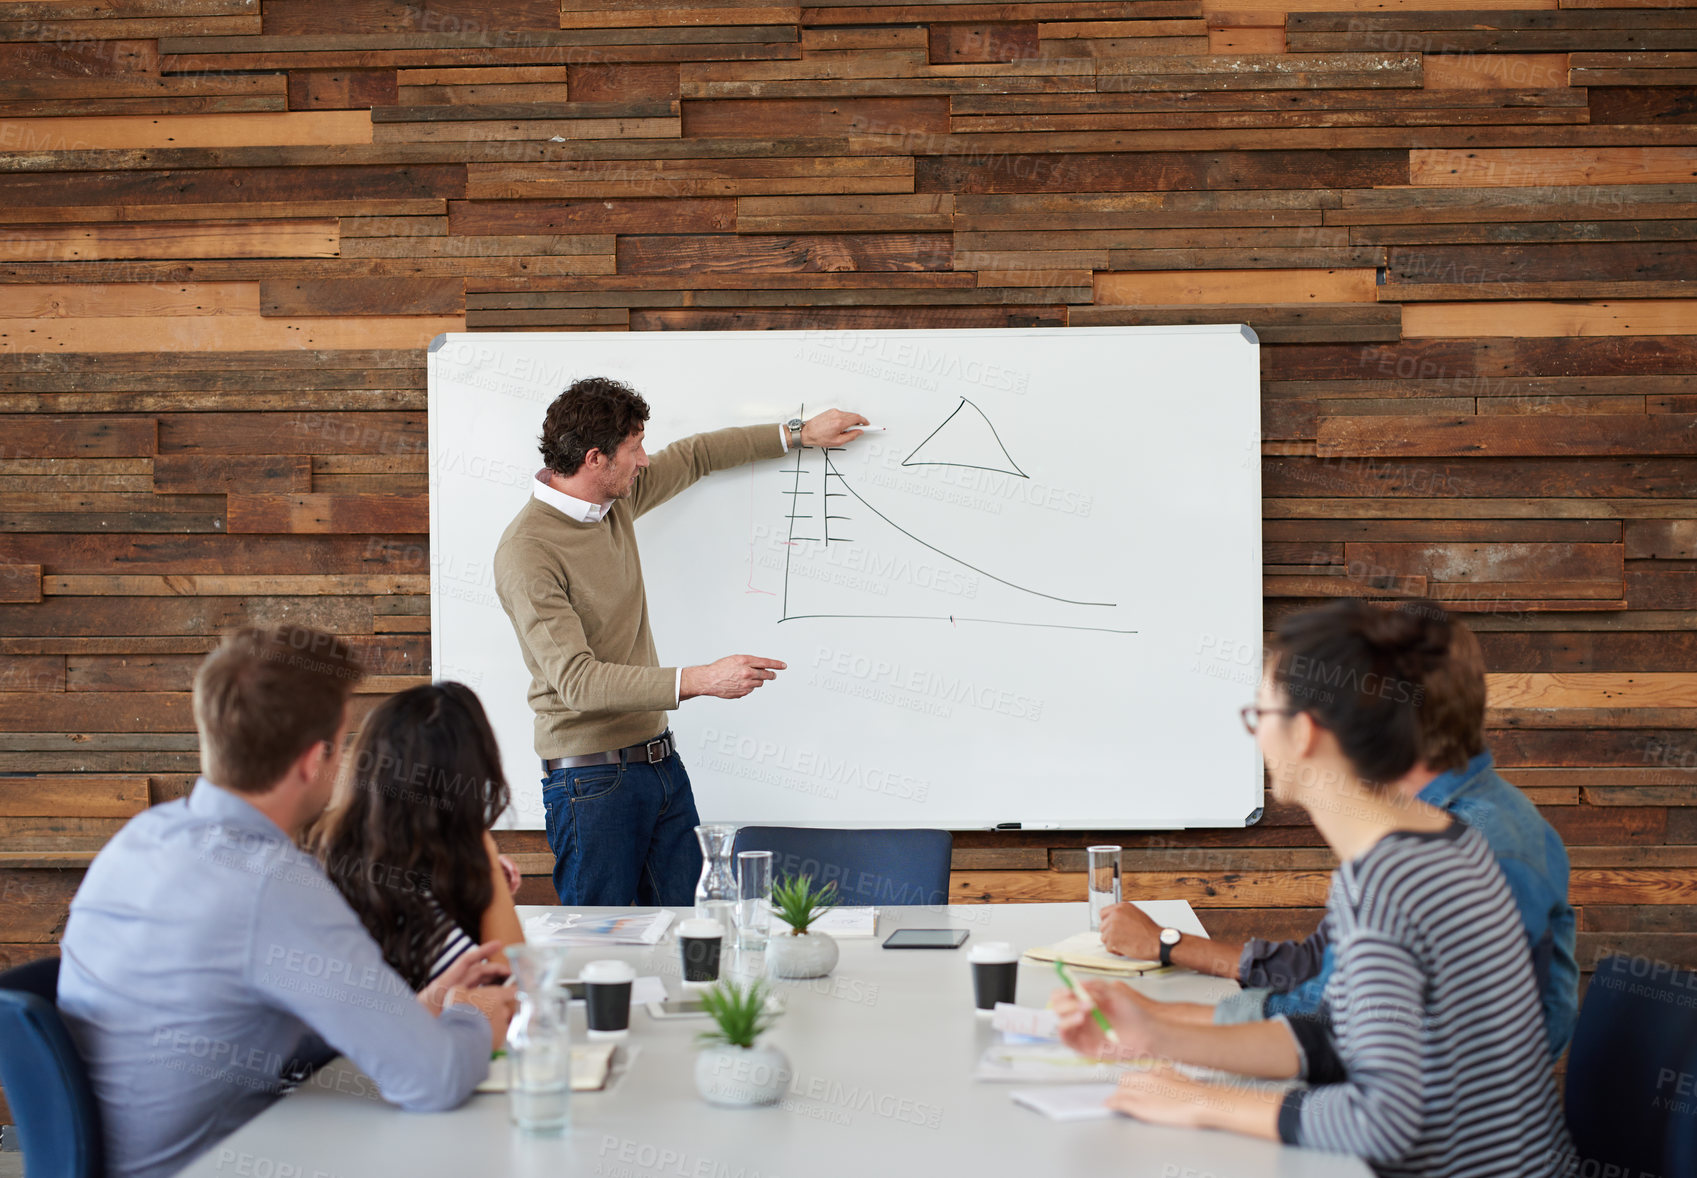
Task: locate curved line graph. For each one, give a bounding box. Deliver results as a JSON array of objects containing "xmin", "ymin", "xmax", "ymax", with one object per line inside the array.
[{"xmin": 820, "ymin": 450, "xmax": 1113, "ymax": 608}]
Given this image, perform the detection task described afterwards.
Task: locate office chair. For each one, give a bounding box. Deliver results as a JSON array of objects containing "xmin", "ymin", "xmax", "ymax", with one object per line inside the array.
[{"xmin": 732, "ymin": 826, "xmax": 953, "ymax": 906}]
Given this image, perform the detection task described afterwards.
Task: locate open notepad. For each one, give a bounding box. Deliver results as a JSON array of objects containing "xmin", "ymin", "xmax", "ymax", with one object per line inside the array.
[
  {"xmin": 1022, "ymin": 900, "xmax": 1210, "ymax": 976},
  {"xmin": 975, "ymin": 1041, "xmax": 1128, "ymax": 1085},
  {"xmin": 477, "ymin": 1042, "xmax": 618, "ymax": 1094}
]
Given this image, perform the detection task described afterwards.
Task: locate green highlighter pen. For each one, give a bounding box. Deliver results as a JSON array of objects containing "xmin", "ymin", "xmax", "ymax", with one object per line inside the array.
[{"xmin": 1054, "ymin": 958, "xmax": 1121, "ymax": 1045}]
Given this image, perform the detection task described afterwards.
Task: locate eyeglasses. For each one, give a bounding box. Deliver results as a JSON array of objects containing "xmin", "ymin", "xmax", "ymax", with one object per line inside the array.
[{"xmin": 1240, "ymin": 705, "xmax": 1303, "ymax": 735}]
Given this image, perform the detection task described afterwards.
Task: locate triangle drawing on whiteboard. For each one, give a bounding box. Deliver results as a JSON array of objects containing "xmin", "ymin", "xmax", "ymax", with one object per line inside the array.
[{"xmin": 900, "ymin": 398, "xmax": 1028, "ymax": 478}]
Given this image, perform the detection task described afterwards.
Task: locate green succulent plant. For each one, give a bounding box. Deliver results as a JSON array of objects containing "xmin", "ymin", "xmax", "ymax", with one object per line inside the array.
[
  {"xmin": 695, "ymin": 978, "xmax": 776, "ymax": 1050},
  {"xmin": 770, "ymin": 873, "xmax": 838, "ymax": 935}
]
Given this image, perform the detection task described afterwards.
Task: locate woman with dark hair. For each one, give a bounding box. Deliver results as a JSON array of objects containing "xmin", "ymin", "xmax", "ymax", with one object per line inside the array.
[
  {"xmin": 309, "ymin": 682, "xmax": 525, "ymax": 990},
  {"xmin": 1054, "ymin": 599, "xmax": 1570, "ymax": 1177}
]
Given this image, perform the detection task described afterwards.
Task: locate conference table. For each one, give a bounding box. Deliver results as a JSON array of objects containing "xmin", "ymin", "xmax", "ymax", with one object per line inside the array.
[{"xmin": 179, "ymin": 903, "xmax": 1370, "ymax": 1178}]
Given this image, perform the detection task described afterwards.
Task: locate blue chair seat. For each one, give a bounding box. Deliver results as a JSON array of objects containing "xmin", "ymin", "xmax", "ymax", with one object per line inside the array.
[
  {"xmin": 731, "ymin": 826, "xmax": 952, "ymax": 907},
  {"xmin": 0, "ymin": 956, "xmax": 104, "ymax": 1178}
]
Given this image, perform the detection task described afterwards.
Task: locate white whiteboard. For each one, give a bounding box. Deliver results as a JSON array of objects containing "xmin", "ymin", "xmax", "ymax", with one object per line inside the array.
[{"xmin": 428, "ymin": 326, "xmax": 1263, "ymax": 830}]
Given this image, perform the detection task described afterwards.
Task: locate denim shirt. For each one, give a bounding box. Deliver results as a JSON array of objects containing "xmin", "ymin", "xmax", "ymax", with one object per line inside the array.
[{"xmin": 1234, "ymin": 752, "xmax": 1578, "ymax": 1058}]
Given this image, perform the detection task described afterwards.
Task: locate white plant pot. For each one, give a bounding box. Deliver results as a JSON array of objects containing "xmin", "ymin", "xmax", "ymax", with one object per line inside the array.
[
  {"xmin": 695, "ymin": 1042, "xmax": 791, "ymax": 1108},
  {"xmin": 767, "ymin": 929, "xmax": 839, "ymax": 979}
]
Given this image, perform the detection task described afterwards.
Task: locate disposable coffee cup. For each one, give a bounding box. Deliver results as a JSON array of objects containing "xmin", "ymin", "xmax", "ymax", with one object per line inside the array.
[
  {"xmin": 678, "ymin": 918, "xmax": 725, "ymax": 986},
  {"xmin": 581, "ymin": 959, "xmax": 636, "ymax": 1039},
  {"xmin": 969, "ymin": 942, "xmax": 1019, "ymax": 1015}
]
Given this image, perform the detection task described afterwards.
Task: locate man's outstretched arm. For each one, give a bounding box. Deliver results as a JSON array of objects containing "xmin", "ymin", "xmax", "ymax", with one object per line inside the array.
[{"xmin": 630, "ymin": 411, "xmax": 870, "ymax": 518}]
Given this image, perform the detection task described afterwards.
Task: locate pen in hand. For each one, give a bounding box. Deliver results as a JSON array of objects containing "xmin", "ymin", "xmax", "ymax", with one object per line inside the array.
[{"xmin": 1054, "ymin": 958, "xmax": 1121, "ymax": 1045}]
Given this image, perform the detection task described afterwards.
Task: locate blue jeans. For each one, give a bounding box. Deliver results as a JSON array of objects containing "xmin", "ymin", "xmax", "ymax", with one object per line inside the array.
[{"xmin": 541, "ymin": 750, "xmax": 702, "ymax": 906}]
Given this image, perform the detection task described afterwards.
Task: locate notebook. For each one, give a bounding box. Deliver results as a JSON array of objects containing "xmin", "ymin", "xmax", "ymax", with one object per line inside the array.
[
  {"xmin": 477, "ymin": 1042, "xmax": 617, "ymax": 1094},
  {"xmin": 1022, "ymin": 900, "xmax": 1210, "ymax": 976},
  {"xmin": 975, "ymin": 1041, "xmax": 1128, "ymax": 1084},
  {"xmin": 1009, "ymin": 1084, "xmax": 1121, "ymax": 1121}
]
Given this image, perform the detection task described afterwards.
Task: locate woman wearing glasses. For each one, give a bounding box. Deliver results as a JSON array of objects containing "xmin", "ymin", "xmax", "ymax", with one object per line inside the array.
[{"xmin": 1054, "ymin": 599, "xmax": 1570, "ymax": 1177}]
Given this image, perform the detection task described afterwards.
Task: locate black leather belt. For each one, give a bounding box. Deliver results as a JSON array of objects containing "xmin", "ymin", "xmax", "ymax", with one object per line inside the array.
[{"xmin": 543, "ymin": 731, "xmax": 674, "ymax": 772}]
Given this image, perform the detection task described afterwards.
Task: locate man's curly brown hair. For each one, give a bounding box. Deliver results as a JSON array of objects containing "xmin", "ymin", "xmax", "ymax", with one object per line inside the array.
[{"xmin": 539, "ymin": 376, "xmax": 650, "ymax": 476}]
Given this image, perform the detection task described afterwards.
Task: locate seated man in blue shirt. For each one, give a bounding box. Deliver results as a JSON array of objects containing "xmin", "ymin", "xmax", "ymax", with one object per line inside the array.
[
  {"xmin": 1099, "ymin": 616, "xmax": 1579, "ymax": 1058},
  {"xmin": 57, "ymin": 626, "xmax": 518, "ymax": 1178}
]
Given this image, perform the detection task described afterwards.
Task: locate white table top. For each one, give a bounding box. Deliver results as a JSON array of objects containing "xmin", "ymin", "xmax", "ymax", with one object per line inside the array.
[{"xmin": 178, "ymin": 903, "xmax": 1369, "ymax": 1178}]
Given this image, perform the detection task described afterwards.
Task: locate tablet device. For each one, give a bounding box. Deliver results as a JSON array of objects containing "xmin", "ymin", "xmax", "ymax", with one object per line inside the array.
[{"xmin": 883, "ymin": 928, "xmax": 970, "ymax": 949}]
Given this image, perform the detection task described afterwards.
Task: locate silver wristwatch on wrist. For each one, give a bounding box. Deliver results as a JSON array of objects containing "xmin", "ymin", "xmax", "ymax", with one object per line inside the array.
[
  {"xmin": 1158, "ymin": 927, "xmax": 1182, "ymax": 967},
  {"xmin": 786, "ymin": 417, "xmax": 804, "ymax": 446}
]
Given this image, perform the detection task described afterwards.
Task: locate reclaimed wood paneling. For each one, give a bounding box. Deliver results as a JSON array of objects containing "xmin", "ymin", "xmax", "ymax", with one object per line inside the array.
[{"xmin": 0, "ymin": 0, "xmax": 1691, "ymax": 1074}]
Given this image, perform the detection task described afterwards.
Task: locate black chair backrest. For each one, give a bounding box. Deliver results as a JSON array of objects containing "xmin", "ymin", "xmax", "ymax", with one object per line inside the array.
[
  {"xmin": 0, "ymin": 956, "xmax": 61, "ymax": 1003},
  {"xmin": 1565, "ymin": 954, "xmax": 1697, "ymax": 1176}
]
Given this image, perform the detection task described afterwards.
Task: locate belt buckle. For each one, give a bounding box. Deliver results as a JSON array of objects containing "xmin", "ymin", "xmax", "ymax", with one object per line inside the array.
[{"xmin": 645, "ymin": 737, "xmax": 667, "ymax": 765}]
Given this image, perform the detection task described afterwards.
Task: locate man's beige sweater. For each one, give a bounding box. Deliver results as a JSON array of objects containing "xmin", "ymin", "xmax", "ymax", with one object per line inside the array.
[{"xmin": 493, "ymin": 424, "xmax": 786, "ymax": 759}]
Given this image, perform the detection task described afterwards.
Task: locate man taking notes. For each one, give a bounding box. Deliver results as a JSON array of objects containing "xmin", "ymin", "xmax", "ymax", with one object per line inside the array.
[
  {"xmin": 58, "ymin": 627, "xmax": 516, "ymax": 1178},
  {"xmin": 494, "ymin": 376, "xmax": 867, "ymax": 906}
]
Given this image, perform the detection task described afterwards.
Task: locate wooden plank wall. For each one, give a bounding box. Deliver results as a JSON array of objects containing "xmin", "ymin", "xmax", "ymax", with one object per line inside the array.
[{"xmin": 2, "ymin": 0, "xmax": 1697, "ymax": 1058}]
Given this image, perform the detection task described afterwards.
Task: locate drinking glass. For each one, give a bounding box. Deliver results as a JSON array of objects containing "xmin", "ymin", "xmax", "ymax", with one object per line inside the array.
[
  {"xmin": 1087, "ymin": 845, "xmax": 1122, "ymax": 932},
  {"xmin": 505, "ymin": 944, "xmax": 571, "ymax": 1134},
  {"xmin": 736, "ymin": 850, "xmax": 774, "ymax": 951}
]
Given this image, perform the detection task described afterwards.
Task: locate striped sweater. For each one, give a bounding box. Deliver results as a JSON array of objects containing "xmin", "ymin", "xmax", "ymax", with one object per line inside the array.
[{"xmin": 1278, "ymin": 820, "xmax": 1572, "ymax": 1177}]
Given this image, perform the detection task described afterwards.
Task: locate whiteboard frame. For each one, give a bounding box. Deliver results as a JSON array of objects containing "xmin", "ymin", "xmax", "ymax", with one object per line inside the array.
[{"xmin": 427, "ymin": 326, "xmax": 1265, "ymax": 831}]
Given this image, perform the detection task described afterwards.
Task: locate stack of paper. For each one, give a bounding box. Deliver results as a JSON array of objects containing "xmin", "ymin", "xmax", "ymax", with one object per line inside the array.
[
  {"xmin": 990, "ymin": 1002, "xmax": 1060, "ymax": 1041},
  {"xmin": 524, "ymin": 909, "xmax": 675, "ymax": 946},
  {"xmin": 974, "ymin": 1041, "xmax": 1128, "ymax": 1085},
  {"xmin": 1010, "ymin": 1085, "xmax": 1120, "ymax": 1121},
  {"xmin": 807, "ymin": 907, "xmax": 877, "ymax": 938}
]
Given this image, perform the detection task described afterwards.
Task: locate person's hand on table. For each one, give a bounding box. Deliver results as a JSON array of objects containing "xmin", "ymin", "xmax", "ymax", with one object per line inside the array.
[
  {"xmin": 1107, "ymin": 1064, "xmax": 1282, "ymax": 1140},
  {"xmin": 498, "ymin": 854, "xmax": 522, "ymax": 897},
  {"xmin": 1098, "ymin": 902, "xmax": 1163, "ymax": 960},
  {"xmin": 799, "ymin": 410, "xmax": 870, "ymax": 448},
  {"xmin": 1106, "ymin": 1065, "xmax": 1217, "ymax": 1129},
  {"xmin": 417, "ymin": 940, "xmax": 509, "ymax": 1017},
  {"xmin": 450, "ymin": 983, "xmax": 519, "ymax": 1052},
  {"xmin": 1050, "ymin": 978, "xmax": 1165, "ymax": 1061}
]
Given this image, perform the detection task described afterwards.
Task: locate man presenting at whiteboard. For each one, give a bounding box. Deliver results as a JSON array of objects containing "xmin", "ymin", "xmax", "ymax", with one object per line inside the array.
[{"xmin": 494, "ymin": 376, "xmax": 868, "ymax": 905}]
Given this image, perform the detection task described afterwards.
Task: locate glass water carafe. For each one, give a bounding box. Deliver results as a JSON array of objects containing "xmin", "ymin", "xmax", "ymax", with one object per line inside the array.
[
  {"xmin": 504, "ymin": 944, "xmax": 571, "ymax": 1134},
  {"xmin": 694, "ymin": 823, "xmax": 739, "ymax": 934}
]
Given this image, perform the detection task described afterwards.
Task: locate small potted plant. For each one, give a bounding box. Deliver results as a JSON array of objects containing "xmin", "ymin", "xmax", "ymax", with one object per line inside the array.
[
  {"xmin": 767, "ymin": 874, "xmax": 840, "ymax": 979},
  {"xmin": 694, "ymin": 979, "xmax": 789, "ymax": 1107}
]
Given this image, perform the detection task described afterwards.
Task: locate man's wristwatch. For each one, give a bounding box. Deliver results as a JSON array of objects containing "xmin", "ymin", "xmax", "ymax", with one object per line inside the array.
[
  {"xmin": 786, "ymin": 417, "xmax": 804, "ymax": 447},
  {"xmin": 1158, "ymin": 927, "xmax": 1182, "ymax": 967}
]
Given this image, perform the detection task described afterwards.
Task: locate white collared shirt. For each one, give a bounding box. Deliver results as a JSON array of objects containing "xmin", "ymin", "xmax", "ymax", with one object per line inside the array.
[
  {"xmin": 527, "ymin": 426, "xmax": 790, "ymax": 522},
  {"xmin": 531, "ymin": 469, "xmax": 612, "ymax": 522}
]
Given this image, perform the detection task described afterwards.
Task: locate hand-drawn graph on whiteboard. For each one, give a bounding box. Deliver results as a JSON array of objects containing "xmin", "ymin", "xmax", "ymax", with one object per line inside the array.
[
  {"xmin": 429, "ymin": 325, "xmax": 1264, "ymax": 830},
  {"xmin": 775, "ymin": 399, "xmax": 1135, "ymax": 636}
]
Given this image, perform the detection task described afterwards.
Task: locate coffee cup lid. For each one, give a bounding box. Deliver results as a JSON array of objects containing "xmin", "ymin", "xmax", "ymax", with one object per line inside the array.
[
  {"xmin": 580, "ymin": 959, "xmax": 636, "ymax": 984},
  {"xmin": 677, "ymin": 918, "xmax": 725, "ymax": 938},
  {"xmin": 967, "ymin": 941, "xmax": 1018, "ymax": 964}
]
